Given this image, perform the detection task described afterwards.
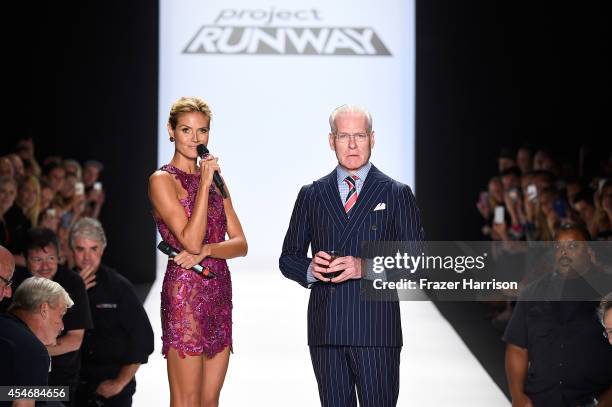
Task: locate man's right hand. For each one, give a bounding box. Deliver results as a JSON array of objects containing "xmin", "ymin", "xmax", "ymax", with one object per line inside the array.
[
  {"xmin": 78, "ymin": 265, "xmax": 97, "ymax": 290},
  {"xmin": 311, "ymin": 251, "xmax": 333, "ymax": 282},
  {"xmin": 512, "ymin": 393, "xmax": 533, "ymax": 407}
]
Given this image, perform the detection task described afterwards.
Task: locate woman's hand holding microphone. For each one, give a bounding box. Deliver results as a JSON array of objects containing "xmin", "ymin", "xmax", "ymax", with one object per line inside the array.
[{"xmin": 200, "ymin": 154, "xmax": 221, "ymax": 189}]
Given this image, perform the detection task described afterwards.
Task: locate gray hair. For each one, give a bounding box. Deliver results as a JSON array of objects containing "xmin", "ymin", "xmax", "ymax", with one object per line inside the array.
[
  {"xmin": 329, "ymin": 104, "xmax": 373, "ymax": 134},
  {"xmin": 599, "ymin": 293, "xmax": 612, "ymax": 326},
  {"xmin": 9, "ymin": 276, "xmax": 73, "ymax": 313},
  {"xmin": 69, "ymin": 217, "xmax": 107, "ymax": 249}
]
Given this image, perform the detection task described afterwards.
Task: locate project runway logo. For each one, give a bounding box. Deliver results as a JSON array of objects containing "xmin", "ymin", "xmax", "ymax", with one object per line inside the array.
[{"xmin": 183, "ymin": 7, "xmax": 392, "ymax": 56}]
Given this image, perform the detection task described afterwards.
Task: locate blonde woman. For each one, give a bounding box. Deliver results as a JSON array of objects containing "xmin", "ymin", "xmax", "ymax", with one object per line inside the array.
[
  {"xmin": 149, "ymin": 97, "xmax": 247, "ymax": 407},
  {"xmin": 17, "ymin": 175, "xmax": 41, "ymax": 227}
]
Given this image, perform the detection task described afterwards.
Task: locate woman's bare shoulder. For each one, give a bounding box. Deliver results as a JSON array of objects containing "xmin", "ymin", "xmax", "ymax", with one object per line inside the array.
[{"xmin": 149, "ymin": 170, "xmax": 173, "ymax": 188}]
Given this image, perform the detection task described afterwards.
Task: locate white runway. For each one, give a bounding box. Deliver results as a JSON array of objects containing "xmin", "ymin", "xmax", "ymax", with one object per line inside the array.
[{"xmin": 133, "ymin": 254, "xmax": 509, "ymax": 406}]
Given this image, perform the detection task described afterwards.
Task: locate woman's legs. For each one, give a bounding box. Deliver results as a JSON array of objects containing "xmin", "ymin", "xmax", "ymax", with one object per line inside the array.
[
  {"xmin": 200, "ymin": 346, "xmax": 231, "ymax": 407},
  {"xmin": 167, "ymin": 347, "xmax": 204, "ymax": 407}
]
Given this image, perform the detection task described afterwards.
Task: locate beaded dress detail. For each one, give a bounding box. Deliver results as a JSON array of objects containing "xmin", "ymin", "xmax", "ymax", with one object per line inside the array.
[{"xmin": 154, "ymin": 164, "xmax": 232, "ymax": 358}]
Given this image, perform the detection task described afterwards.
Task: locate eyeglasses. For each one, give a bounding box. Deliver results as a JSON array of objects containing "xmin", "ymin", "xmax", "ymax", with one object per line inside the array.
[
  {"xmin": 334, "ymin": 133, "xmax": 370, "ymax": 144},
  {"xmin": 0, "ymin": 274, "xmax": 13, "ymax": 288}
]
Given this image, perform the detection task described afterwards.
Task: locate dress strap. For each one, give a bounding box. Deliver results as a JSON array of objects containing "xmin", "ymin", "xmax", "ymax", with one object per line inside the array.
[
  {"xmin": 159, "ymin": 164, "xmax": 179, "ymax": 175},
  {"xmin": 159, "ymin": 164, "xmax": 191, "ymax": 193}
]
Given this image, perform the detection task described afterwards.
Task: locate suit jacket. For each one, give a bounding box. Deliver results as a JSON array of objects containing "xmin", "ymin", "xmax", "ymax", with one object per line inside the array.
[{"xmin": 279, "ymin": 164, "xmax": 424, "ymax": 346}]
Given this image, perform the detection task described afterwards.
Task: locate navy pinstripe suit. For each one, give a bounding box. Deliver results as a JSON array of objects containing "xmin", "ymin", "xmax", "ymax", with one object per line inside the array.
[{"xmin": 279, "ymin": 164, "xmax": 424, "ymax": 407}]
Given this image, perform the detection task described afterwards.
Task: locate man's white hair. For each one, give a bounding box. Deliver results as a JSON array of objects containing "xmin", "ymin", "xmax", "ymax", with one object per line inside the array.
[
  {"xmin": 69, "ymin": 217, "xmax": 107, "ymax": 249},
  {"xmin": 329, "ymin": 104, "xmax": 373, "ymax": 134},
  {"xmin": 9, "ymin": 276, "xmax": 73, "ymax": 313},
  {"xmin": 599, "ymin": 292, "xmax": 612, "ymax": 326}
]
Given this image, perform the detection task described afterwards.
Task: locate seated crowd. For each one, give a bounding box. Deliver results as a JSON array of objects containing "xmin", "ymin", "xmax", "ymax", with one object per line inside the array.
[{"xmin": 0, "ymin": 138, "xmax": 153, "ymax": 407}]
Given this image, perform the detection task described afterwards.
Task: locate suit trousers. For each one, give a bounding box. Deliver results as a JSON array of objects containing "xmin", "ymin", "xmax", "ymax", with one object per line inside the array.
[{"xmin": 309, "ymin": 345, "xmax": 401, "ymax": 407}]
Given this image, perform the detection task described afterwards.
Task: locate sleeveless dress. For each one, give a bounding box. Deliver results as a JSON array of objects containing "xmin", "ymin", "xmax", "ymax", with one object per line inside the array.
[{"xmin": 154, "ymin": 164, "xmax": 232, "ymax": 358}]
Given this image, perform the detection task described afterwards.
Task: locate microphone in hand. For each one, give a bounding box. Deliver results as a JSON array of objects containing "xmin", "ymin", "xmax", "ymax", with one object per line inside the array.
[
  {"xmin": 197, "ymin": 144, "xmax": 228, "ymax": 199},
  {"xmin": 157, "ymin": 241, "xmax": 215, "ymax": 279}
]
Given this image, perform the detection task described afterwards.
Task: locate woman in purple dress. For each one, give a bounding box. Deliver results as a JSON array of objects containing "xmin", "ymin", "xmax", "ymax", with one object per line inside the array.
[{"xmin": 148, "ymin": 97, "xmax": 247, "ymax": 407}]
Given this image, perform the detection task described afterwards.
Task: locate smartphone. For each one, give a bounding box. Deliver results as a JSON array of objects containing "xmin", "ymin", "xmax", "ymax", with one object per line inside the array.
[
  {"xmin": 494, "ymin": 206, "xmax": 505, "ymax": 224},
  {"xmin": 527, "ymin": 184, "xmax": 537, "ymax": 201},
  {"xmin": 75, "ymin": 182, "xmax": 85, "ymax": 195},
  {"xmin": 553, "ymin": 199, "xmax": 567, "ymax": 219},
  {"xmin": 93, "ymin": 181, "xmax": 102, "ymax": 191}
]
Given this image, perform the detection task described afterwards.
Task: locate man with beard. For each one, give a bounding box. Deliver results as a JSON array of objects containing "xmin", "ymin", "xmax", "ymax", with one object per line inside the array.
[{"xmin": 504, "ymin": 224, "xmax": 612, "ymax": 407}]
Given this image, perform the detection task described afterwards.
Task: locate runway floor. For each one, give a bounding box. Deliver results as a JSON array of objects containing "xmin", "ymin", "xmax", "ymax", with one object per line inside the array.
[{"xmin": 133, "ymin": 254, "xmax": 509, "ymax": 406}]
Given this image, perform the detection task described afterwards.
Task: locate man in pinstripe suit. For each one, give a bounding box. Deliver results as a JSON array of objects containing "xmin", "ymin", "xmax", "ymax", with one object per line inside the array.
[{"xmin": 279, "ymin": 105, "xmax": 424, "ymax": 407}]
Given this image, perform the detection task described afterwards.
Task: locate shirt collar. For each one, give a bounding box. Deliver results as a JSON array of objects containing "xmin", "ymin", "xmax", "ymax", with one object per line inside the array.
[{"xmin": 336, "ymin": 162, "xmax": 372, "ymax": 184}]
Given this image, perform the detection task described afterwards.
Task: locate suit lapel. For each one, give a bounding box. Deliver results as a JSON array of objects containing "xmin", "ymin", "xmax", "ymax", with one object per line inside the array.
[
  {"xmin": 338, "ymin": 165, "xmax": 390, "ymax": 248},
  {"xmin": 315, "ymin": 169, "xmax": 347, "ymax": 231}
]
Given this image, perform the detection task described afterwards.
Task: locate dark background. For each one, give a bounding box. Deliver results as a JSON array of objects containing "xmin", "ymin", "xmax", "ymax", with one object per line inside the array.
[
  {"xmin": 416, "ymin": 1, "xmax": 610, "ymax": 240},
  {"xmin": 4, "ymin": 1, "xmax": 159, "ymax": 283},
  {"xmin": 2, "ymin": 2, "xmax": 610, "ymax": 396}
]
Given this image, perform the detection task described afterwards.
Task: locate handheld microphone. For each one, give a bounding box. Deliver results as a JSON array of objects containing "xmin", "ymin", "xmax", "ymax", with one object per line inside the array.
[
  {"xmin": 196, "ymin": 144, "xmax": 228, "ymax": 199},
  {"xmin": 157, "ymin": 241, "xmax": 215, "ymax": 279}
]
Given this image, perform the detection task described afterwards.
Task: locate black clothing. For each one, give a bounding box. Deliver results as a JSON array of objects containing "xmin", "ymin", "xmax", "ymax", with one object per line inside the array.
[
  {"xmin": 78, "ymin": 264, "xmax": 153, "ymax": 407},
  {"xmin": 1, "ymin": 204, "xmax": 30, "ymax": 255},
  {"xmin": 504, "ymin": 271, "xmax": 612, "ymax": 406},
  {"xmin": 0, "ymin": 266, "xmax": 94, "ymax": 406},
  {"xmin": 0, "ymin": 314, "xmax": 49, "ymax": 386}
]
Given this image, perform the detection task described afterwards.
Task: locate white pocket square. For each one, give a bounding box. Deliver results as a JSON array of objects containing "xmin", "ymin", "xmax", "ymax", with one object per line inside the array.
[{"xmin": 374, "ymin": 203, "xmax": 386, "ymax": 211}]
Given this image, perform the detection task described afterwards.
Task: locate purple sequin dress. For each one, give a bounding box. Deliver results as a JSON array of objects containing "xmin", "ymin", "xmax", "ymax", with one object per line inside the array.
[{"xmin": 154, "ymin": 164, "xmax": 232, "ymax": 358}]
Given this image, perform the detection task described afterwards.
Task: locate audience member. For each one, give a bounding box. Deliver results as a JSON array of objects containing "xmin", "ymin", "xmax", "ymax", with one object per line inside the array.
[
  {"xmin": 63, "ymin": 159, "xmax": 83, "ymax": 180},
  {"xmin": 0, "ymin": 176, "xmax": 28, "ymax": 262},
  {"xmin": 7, "ymin": 153, "xmax": 25, "ymax": 182},
  {"xmin": 4, "ymin": 228, "xmax": 94, "ymax": 406},
  {"xmin": 600, "ymin": 294, "xmax": 612, "ymax": 346},
  {"xmin": 0, "ymin": 277, "xmax": 73, "ymax": 405},
  {"xmin": 516, "ymin": 145, "xmax": 533, "ymax": 175},
  {"xmin": 17, "ymin": 175, "xmax": 41, "ymax": 228},
  {"xmin": 591, "ymin": 180, "xmax": 612, "ymax": 239},
  {"xmin": 0, "ymin": 246, "xmax": 15, "ymax": 303},
  {"xmin": 39, "ymin": 178, "xmax": 55, "ymax": 211},
  {"xmin": 43, "ymin": 162, "xmax": 66, "ymax": 195},
  {"xmin": 504, "ymin": 225, "xmax": 612, "ymax": 406},
  {"xmin": 498, "ymin": 147, "xmax": 516, "ymax": 173},
  {"xmin": 71, "ymin": 218, "xmax": 154, "ymax": 407},
  {"xmin": 0, "ymin": 157, "xmax": 14, "ymax": 179},
  {"xmin": 15, "ymin": 137, "xmax": 42, "ymax": 178}
]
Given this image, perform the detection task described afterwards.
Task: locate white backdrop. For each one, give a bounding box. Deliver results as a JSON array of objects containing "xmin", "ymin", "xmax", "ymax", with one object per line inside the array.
[{"xmin": 158, "ymin": 0, "xmax": 415, "ymax": 268}]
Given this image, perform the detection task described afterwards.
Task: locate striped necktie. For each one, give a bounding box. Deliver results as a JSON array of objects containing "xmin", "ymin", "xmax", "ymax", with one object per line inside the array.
[{"xmin": 344, "ymin": 175, "xmax": 359, "ymax": 213}]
